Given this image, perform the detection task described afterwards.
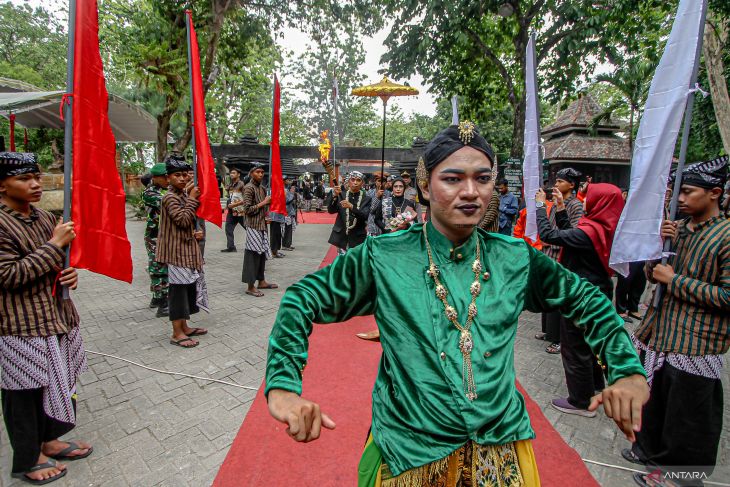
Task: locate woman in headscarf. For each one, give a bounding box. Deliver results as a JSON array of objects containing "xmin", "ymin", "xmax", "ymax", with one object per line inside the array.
[
  {"xmin": 374, "ymin": 177, "xmax": 416, "ymax": 233},
  {"xmin": 535, "ymin": 183, "xmax": 626, "ymax": 418}
]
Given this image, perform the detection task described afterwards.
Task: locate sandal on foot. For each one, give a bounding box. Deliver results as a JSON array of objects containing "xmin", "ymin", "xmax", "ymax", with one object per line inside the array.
[
  {"xmin": 534, "ymin": 332, "xmax": 547, "ymax": 340},
  {"xmin": 621, "ymin": 448, "xmax": 647, "ymax": 466},
  {"xmin": 258, "ymin": 283, "xmax": 279, "ymax": 289},
  {"xmin": 245, "ymin": 290, "xmax": 264, "ymax": 297},
  {"xmin": 545, "ymin": 343, "xmax": 561, "ymax": 354},
  {"xmin": 48, "ymin": 441, "xmax": 93, "ymax": 461},
  {"xmin": 12, "ymin": 460, "xmax": 67, "ymax": 485},
  {"xmin": 186, "ymin": 327, "xmax": 208, "ymax": 337},
  {"xmin": 170, "ymin": 337, "xmax": 198, "ymax": 348}
]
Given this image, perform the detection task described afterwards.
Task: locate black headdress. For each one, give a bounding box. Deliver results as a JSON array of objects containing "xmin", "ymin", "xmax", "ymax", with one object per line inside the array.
[
  {"xmin": 555, "ymin": 167, "xmax": 582, "ymax": 188},
  {"xmin": 673, "ymin": 155, "xmax": 728, "ymax": 189},
  {"xmin": 164, "ymin": 154, "xmax": 192, "ymax": 174},
  {"xmin": 0, "ymin": 152, "xmax": 40, "ymax": 178}
]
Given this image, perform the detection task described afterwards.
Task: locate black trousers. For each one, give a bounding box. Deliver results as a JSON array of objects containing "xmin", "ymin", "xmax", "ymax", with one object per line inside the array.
[
  {"xmin": 541, "ymin": 311, "xmax": 561, "ymax": 343},
  {"xmin": 224, "ymin": 213, "xmax": 245, "ymax": 250},
  {"xmin": 168, "ymin": 283, "xmax": 199, "ymax": 321},
  {"xmin": 283, "ymin": 223, "xmax": 293, "ymax": 248},
  {"xmin": 561, "ymin": 284, "xmax": 611, "ymax": 409},
  {"xmin": 2, "ymin": 388, "xmax": 75, "ymax": 473},
  {"xmin": 615, "ymin": 261, "xmax": 647, "ymax": 314},
  {"xmin": 633, "ymin": 363, "xmax": 723, "ymax": 483},
  {"xmin": 270, "ymin": 221, "xmax": 283, "ymax": 254},
  {"xmin": 242, "ymin": 249, "xmax": 266, "ymax": 286}
]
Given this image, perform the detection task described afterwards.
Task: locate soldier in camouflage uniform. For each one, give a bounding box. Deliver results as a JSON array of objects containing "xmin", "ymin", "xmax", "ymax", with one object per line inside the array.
[{"xmin": 143, "ymin": 163, "xmax": 169, "ymax": 317}]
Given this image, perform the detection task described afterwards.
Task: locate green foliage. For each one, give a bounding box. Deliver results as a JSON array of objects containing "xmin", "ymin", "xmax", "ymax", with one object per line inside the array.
[{"xmin": 0, "ymin": 2, "xmax": 67, "ymax": 89}]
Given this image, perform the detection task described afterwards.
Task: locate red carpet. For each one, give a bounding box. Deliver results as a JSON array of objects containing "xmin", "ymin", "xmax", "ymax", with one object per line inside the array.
[
  {"xmin": 214, "ymin": 246, "xmax": 599, "ymax": 486},
  {"xmin": 298, "ymin": 211, "xmax": 336, "ymax": 225}
]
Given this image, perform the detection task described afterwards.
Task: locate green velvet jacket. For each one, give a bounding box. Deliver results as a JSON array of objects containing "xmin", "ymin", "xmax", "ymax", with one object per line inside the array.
[{"xmin": 265, "ymin": 222, "xmax": 644, "ymax": 476}]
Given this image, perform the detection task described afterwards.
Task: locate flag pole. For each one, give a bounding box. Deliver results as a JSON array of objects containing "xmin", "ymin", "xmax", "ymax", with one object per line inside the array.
[
  {"xmin": 268, "ymin": 73, "xmax": 275, "ymax": 189},
  {"xmin": 184, "ymin": 10, "xmax": 198, "ymax": 187},
  {"xmin": 332, "ymin": 74, "xmax": 338, "ymax": 182},
  {"xmin": 61, "ymin": 0, "xmax": 77, "ymax": 300},
  {"xmin": 654, "ymin": 0, "xmax": 708, "ymax": 307}
]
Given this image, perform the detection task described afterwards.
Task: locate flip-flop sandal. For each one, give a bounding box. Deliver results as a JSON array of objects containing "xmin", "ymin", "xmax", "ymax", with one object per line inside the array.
[
  {"xmin": 12, "ymin": 459, "xmax": 67, "ymax": 485},
  {"xmin": 629, "ymin": 312, "xmax": 644, "ymax": 320},
  {"xmin": 48, "ymin": 441, "xmax": 93, "ymax": 461},
  {"xmin": 545, "ymin": 343, "xmax": 561, "ymax": 354},
  {"xmin": 632, "ymin": 472, "xmax": 668, "ymax": 487},
  {"xmin": 258, "ymin": 284, "xmax": 279, "ymax": 289},
  {"xmin": 245, "ymin": 290, "xmax": 264, "ymax": 297},
  {"xmin": 169, "ymin": 337, "xmax": 199, "ymax": 348},
  {"xmin": 621, "ymin": 448, "xmax": 647, "ymax": 466},
  {"xmin": 186, "ymin": 328, "xmax": 208, "ymax": 337}
]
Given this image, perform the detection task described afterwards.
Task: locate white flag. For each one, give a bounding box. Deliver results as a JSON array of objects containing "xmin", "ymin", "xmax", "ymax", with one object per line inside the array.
[
  {"xmin": 609, "ymin": 0, "xmax": 706, "ymax": 277},
  {"xmin": 522, "ymin": 33, "xmax": 541, "ymax": 240},
  {"xmin": 451, "ymin": 95, "xmax": 459, "ymax": 125}
]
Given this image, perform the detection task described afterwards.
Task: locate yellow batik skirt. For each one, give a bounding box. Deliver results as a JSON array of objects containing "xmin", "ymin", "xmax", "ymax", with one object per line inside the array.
[{"xmin": 359, "ymin": 435, "xmax": 540, "ymax": 487}]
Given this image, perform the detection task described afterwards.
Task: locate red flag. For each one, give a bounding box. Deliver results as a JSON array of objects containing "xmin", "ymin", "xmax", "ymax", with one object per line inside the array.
[
  {"xmin": 186, "ymin": 11, "xmax": 222, "ymax": 227},
  {"xmin": 8, "ymin": 113, "xmax": 15, "ymax": 151},
  {"xmin": 69, "ymin": 0, "xmax": 132, "ymax": 283},
  {"xmin": 269, "ymin": 75, "xmax": 286, "ymax": 216}
]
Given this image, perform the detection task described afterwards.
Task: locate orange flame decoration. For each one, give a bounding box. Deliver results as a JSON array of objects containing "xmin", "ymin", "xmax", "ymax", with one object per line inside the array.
[{"xmin": 318, "ymin": 130, "xmax": 336, "ymax": 186}]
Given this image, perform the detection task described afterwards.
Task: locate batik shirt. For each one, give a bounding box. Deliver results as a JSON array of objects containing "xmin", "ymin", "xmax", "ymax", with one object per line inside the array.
[{"xmin": 265, "ymin": 222, "xmax": 645, "ymax": 476}]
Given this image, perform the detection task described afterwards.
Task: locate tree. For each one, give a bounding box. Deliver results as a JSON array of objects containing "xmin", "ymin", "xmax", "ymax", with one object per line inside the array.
[
  {"xmin": 381, "ymin": 0, "xmax": 674, "ymax": 157},
  {"xmin": 702, "ymin": 5, "xmax": 730, "ymax": 154},
  {"xmin": 0, "ymin": 2, "xmax": 66, "ymax": 89}
]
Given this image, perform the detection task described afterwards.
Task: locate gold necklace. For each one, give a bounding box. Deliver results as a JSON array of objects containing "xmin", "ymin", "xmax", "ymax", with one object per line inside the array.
[{"xmin": 423, "ymin": 224, "xmax": 482, "ymax": 401}]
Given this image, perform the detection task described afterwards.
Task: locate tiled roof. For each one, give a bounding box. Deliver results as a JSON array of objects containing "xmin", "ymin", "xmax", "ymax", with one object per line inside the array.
[
  {"xmin": 543, "ymin": 93, "xmax": 623, "ymax": 135},
  {"xmin": 543, "ymin": 132, "xmax": 631, "ymax": 163}
]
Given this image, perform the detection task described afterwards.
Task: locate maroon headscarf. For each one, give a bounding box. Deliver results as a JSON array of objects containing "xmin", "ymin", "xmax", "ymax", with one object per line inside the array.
[{"xmin": 576, "ymin": 183, "xmax": 624, "ymax": 275}]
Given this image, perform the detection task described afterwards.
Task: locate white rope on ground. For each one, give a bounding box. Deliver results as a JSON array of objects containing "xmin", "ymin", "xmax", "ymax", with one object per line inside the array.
[
  {"xmin": 85, "ymin": 350, "xmax": 259, "ymax": 391},
  {"xmin": 582, "ymin": 458, "xmax": 730, "ymax": 486}
]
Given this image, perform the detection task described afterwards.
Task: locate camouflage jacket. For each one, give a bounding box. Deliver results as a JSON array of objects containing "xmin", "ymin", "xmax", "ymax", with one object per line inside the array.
[{"xmin": 142, "ymin": 184, "xmax": 167, "ymax": 240}]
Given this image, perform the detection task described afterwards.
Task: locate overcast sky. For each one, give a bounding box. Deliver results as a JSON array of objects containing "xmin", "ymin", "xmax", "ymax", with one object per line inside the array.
[{"xmin": 13, "ymin": 0, "xmax": 437, "ymax": 117}]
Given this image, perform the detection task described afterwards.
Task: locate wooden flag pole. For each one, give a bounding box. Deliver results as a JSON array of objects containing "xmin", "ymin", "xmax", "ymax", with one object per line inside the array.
[
  {"xmin": 654, "ymin": 0, "xmax": 708, "ymax": 307},
  {"xmin": 61, "ymin": 0, "xmax": 77, "ymax": 300}
]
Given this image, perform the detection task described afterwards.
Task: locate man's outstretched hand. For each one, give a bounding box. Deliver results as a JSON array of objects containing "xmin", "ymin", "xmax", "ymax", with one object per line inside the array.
[
  {"xmin": 588, "ymin": 374, "xmax": 649, "ymax": 442},
  {"xmin": 267, "ymin": 389, "xmax": 336, "ymax": 442}
]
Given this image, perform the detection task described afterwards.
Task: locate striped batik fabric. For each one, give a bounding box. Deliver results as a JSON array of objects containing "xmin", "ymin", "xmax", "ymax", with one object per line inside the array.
[
  {"xmin": 156, "ymin": 191, "xmax": 203, "ymax": 271},
  {"xmin": 0, "ymin": 325, "xmax": 87, "ymax": 424},
  {"xmin": 0, "ymin": 203, "xmax": 79, "ymax": 337},
  {"xmin": 636, "ymin": 216, "xmax": 730, "ymax": 356},
  {"xmin": 542, "ymin": 195, "xmax": 584, "ymax": 261},
  {"xmin": 241, "ymin": 182, "xmax": 268, "ymax": 231}
]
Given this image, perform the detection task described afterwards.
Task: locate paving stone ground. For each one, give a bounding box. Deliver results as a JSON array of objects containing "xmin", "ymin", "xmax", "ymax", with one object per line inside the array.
[{"xmin": 1, "ymin": 217, "xmax": 727, "ymax": 486}]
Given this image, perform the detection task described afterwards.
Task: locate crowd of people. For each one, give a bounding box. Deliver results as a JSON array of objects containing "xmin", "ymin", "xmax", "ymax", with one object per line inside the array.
[{"xmin": 0, "ymin": 122, "xmax": 727, "ymax": 485}]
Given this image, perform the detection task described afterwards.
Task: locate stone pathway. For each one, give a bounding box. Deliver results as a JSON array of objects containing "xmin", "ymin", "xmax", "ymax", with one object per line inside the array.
[{"xmin": 1, "ymin": 218, "xmax": 727, "ymax": 486}]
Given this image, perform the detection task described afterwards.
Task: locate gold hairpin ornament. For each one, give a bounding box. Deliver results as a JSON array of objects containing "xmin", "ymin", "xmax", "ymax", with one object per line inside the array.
[
  {"xmin": 458, "ymin": 120, "xmax": 476, "ymax": 144},
  {"xmin": 416, "ymin": 157, "xmax": 428, "ymax": 187}
]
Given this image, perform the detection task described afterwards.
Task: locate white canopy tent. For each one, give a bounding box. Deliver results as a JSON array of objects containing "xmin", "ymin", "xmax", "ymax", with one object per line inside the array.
[{"xmin": 0, "ymin": 77, "xmax": 159, "ymax": 143}]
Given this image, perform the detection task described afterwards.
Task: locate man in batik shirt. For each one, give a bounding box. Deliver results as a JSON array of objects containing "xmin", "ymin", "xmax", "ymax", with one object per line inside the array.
[
  {"xmin": 0, "ymin": 152, "xmax": 92, "ymax": 484},
  {"xmin": 628, "ymin": 156, "xmax": 729, "ymax": 487},
  {"xmin": 264, "ymin": 125, "xmax": 649, "ymax": 486},
  {"xmin": 142, "ymin": 162, "xmax": 169, "ymax": 317}
]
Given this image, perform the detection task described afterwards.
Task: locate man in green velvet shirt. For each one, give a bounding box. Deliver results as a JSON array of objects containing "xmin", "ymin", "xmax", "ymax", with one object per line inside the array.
[{"xmin": 265, "ymin": 123, "xmax": 649, "ymax": 486}]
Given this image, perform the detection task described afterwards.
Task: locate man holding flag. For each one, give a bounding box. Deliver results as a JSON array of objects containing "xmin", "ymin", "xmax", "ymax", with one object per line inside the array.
[{"xmin": 0, "ymin": 152, "xmax": 93, "ymax": 484}]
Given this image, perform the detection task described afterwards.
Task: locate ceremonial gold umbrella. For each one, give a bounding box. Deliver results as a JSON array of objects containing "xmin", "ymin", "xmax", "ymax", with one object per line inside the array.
[{"xmin": 352, "ymin": 76, "xmax": 419, "ymax": 178}]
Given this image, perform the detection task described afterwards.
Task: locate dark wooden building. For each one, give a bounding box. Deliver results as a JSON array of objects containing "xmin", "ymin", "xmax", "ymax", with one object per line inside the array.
[{"xmin": 543, "ymin": 94, "xmax": 631, "ymax": 188}]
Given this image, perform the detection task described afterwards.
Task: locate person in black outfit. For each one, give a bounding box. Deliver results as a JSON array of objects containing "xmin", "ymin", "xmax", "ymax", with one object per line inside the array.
[
  {"xmin": 313, "ymin": 181, "xmax": 325, "ymax": 212},
  {"xmin": 536, "ymin": 183, "xmax": 626, "ymax": 417},
  {"xmin": 374, "ymin": 177, "xmax": 416, "ymax": 233},
  {"xmin": 326, "ymin": 171, "xmax": 371, "ymax": 254}
]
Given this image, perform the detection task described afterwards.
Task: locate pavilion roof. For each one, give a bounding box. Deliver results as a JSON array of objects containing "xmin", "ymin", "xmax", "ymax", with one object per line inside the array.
[
  {"xmin": 543, "ymin": 132, "xmax": 631, "ymax": 164},
  {"xmin": 543, "ymin": 93, "xmax": 623, "ymax": 137}
]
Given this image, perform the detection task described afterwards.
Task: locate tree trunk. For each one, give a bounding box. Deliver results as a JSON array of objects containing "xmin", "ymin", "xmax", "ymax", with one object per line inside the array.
[
  {"xmin": 156, "ymin": 94, "xmax": 177, "ymax": 162},
  {"xmin": 703, "ymin": 17, "xmax": 730, "ymax": 155},
  {"xmin": 511, "ymin": 94, "xmax": 526, "ymax": 158}
]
